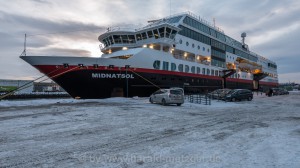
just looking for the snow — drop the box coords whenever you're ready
[0,94,300,167]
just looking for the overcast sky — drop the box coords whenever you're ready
[0,0,299,83]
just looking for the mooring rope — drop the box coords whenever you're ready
[0,66,79,100]
[127,68,161,89]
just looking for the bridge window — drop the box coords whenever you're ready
[170,30,177,39]
[147,30,153,38]
[113,35,122,43]
[121,35,129,43]
[128,35,135,43]
[165,27,171,38]
[103,38,109,47]
[109,36,114,45]
[158,27,165,38]
[141,32,147,40]
[153,29,159,39]
[136,34,142,41]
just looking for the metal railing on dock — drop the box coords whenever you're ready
[186,94,211,105]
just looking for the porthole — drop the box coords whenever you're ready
[202,47,205,51]
[179,39,182,44]
[185,65,189,73]
[171,63,176,71]
[192,44,195,48]
[178,64,183,72]
[153,60,160,70]
[198,45,200,50]
[186,42,189,46]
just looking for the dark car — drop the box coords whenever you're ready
[279,89,289,95]
[224,89,253,101]
[272,88,281,96]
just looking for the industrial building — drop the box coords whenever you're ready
[0,79,65,94]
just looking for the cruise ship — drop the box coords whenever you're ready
[21,12,278,99]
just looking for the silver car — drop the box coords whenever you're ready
[149,88,184,106]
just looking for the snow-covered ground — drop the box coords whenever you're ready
[0,94,300,168]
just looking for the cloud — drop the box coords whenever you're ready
[0,0,299,83]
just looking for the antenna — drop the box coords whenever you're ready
[213,18,216,27]
[241,32,246,45]
[24,34,27,56]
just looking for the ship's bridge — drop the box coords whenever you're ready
[98,22,181,54]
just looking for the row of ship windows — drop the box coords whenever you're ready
[153,60,222,76]
[153,60,246,79]
[102,27,177,47]
[149,76,222,85]
[227,55,236,60]
[183,16,243,49]
[136,27,177,41]
[178,25,258,62]
[179,39,210,52]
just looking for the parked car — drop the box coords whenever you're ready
[208,89,231,99]
[224,89,253,101]
[149,88,184,106]
[272,88,281,96]
[270,88,289,96]
[280,89,289,95]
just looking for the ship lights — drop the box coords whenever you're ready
[122,47,128,50]
[149,45,154,49]
[93,64,99,68]
[184,53,188,57]
[63,63,69,68]
[143,44,147,48]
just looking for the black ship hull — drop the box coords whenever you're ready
[37,65,277,99]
